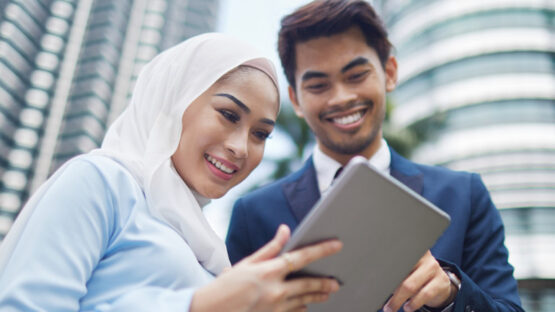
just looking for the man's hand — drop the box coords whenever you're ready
[383,250,457,312]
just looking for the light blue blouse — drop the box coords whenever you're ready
[0,155,214,311]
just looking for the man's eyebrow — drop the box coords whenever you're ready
[301,71,328,82]
[341,57,369,73]
[214,93,250,114]
[300,57,370,82]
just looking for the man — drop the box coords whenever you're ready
[226,1,524,311]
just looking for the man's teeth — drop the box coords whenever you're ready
[206,155,234,174]
[333,111,362,125]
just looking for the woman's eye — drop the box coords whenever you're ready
[253,130,271,141]
[219,109,239,123]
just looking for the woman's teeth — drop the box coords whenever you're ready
[333,111,363,125]
[205,155,235,174]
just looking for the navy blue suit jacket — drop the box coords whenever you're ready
[226,149,523,311]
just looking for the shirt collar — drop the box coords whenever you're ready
[313,139,391,194]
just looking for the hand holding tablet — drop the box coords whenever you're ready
[281,156,451,312]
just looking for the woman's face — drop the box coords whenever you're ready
[172,67,279,198]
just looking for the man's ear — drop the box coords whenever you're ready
[288,85,304,118]
[385,55,398,92]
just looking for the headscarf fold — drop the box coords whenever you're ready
[0,33,279,275]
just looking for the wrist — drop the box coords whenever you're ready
[424,267,461,312]
[439,268,461,308]
[190,286,211,312]
[443,268,461,303]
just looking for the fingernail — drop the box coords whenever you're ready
[383,305,392,312]
[403,302,414,312]
[330,281,339,292]
[331,240,342,249]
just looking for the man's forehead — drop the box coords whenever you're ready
[294,34,379,76]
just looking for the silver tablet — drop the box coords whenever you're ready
[281,156,451,312]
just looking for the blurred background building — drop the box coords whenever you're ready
[0,0,219,239]
[374,0,555,311]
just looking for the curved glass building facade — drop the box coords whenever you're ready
[0,0,220,240]
[376,0,555,310]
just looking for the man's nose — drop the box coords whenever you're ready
[328,84,357,106]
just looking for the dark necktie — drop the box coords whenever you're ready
[331,167,343,186]
[333,167,343,180]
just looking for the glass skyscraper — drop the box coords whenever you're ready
[0,0,220,240]
[375,0,555,311]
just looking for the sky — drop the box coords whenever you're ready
[216,0,309,93]
[202,0,312,238]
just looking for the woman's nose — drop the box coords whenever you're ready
[225,130,248,159]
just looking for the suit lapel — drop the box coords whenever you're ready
[282,157,321,223]
[282,149,424,223]
[389,148,424,195]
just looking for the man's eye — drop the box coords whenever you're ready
[306,83,328,92]
[219,109,239,123]
[253,130,271,141]
[348,70,369,82]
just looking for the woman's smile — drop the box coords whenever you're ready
[204,153,238,181]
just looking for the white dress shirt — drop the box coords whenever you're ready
[313,138,391,195]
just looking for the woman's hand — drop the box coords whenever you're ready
[190,224,342,312]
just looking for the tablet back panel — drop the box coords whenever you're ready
[282,159,450,312]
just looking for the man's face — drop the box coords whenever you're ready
[289,26,397,164]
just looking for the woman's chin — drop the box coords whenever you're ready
[197,185,230,199]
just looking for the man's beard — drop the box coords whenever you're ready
[316,99,383,155]
[318,125,379,155]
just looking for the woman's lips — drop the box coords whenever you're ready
[204,154,238,181]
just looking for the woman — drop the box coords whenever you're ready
[0,33,341,311]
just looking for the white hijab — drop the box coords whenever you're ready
[0,33,279,275]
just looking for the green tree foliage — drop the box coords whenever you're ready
[382,97,419,159]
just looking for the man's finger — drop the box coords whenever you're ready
[383,251,436,312]
[403,271,451,311]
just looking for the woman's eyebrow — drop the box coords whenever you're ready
[214,93,250,114]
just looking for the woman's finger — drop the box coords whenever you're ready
[240,224,290,264]
[281,292,330,311]
[284,277,340,298]
[281,239,342,275]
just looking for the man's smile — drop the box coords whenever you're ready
[320,101,372,130]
